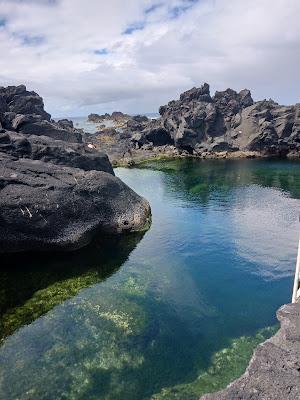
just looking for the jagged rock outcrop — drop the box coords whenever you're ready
[0,131,114,173]
[111,111,129,121]
[0,85,51,121]
[126,115,149,131]
[19,119,83,143]
[88,113,110,122]
[134,83,300,158]
[0,85,151,253]
[0,86,82,143]
[201,301,300,400]
[88,111,130,123]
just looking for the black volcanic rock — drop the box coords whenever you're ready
[57,119,74,130]
[0,153,150,253]
[0,131,114,174]
[0,93,7,115]
[144,126,173,146]
[87,112,129,123]
[19,120,82,143]
[133,83,300,158]
[239,88,254,108]
[213,88,253,117]
[179,83,212,103]
[126,115,149,132]
[0,85,151,253]
[0,85,51,121]
[88,113,106,122]
[111,111,129,120]
[201,301,300,400]
[132,115,149,123]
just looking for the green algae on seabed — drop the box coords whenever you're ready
[2,316,142,399]
[189,182,209,194]
[0,276,153,400]
[0,233,146,343]
[137,158,300,200]
[151,325,278,400]
[1,271,100,342]
[0,160,298,400]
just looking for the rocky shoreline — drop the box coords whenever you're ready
[201,300,300,400]
[83,83,300,400]
[84,83,300,166]
[0,83,299,399]
[0,85,151,253]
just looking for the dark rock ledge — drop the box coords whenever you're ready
[201,301,300,400]
[0,85,151,253]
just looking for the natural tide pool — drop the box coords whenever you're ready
[0,159,300,400]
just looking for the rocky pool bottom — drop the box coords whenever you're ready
[0,159,300,400]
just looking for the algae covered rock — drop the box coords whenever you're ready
[201,301,300,400]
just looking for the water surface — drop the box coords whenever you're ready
[0,159,299,400]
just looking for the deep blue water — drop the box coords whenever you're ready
[0,159,299,399]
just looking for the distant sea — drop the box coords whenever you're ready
[54,113,159,134]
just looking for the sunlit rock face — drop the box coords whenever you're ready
[0,85,151,253]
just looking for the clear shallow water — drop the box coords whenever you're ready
[54,117,113,133]
[0,159,300,400]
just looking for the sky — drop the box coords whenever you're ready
[0,0,299,117]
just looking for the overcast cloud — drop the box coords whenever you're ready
[0,0,299,117]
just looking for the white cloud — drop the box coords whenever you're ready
[0,0,299,117]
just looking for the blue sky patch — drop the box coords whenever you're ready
[94,48,108,55]
[169,0,198,19]
[20,34,45,46]
[0,17,6,27]
[122,21,145,35]
[145,3,162,14]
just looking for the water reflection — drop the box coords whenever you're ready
[140,158,300,202]
[137,159,300,279]
[231,185,299,279]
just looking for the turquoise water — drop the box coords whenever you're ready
[0,159,299,399]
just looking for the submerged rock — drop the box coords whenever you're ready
[201,301,300,400]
